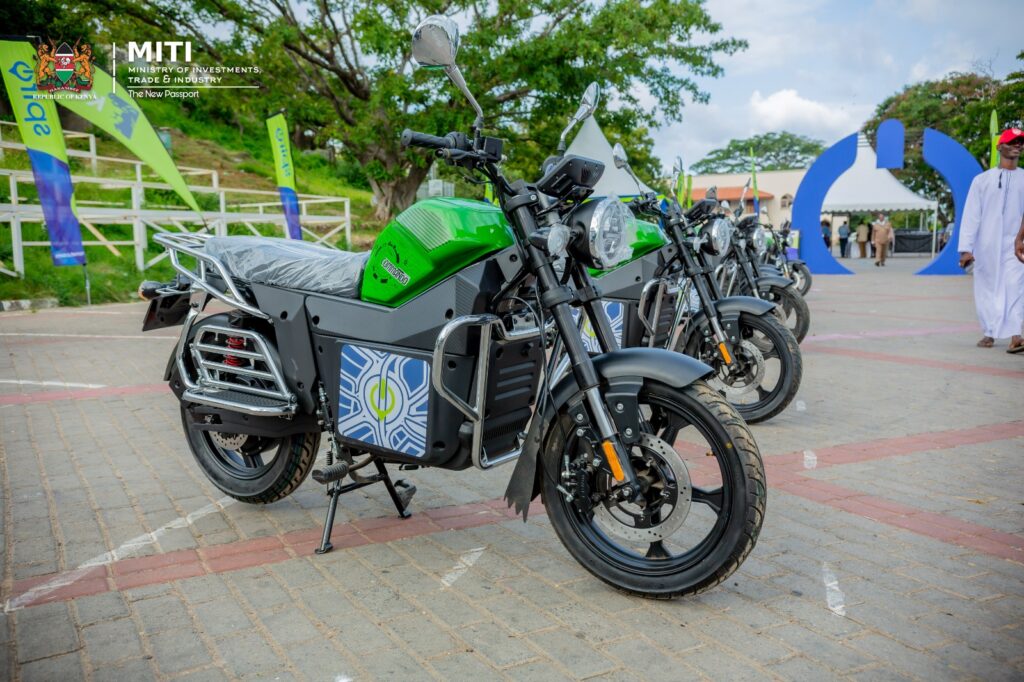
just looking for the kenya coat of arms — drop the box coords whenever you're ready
[35,39,94,92]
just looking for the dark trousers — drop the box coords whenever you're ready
[839,238,849,257]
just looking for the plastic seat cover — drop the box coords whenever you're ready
[205,236,369,298]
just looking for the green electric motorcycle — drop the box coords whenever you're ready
[139,16,765,598]
[560,147,802,424]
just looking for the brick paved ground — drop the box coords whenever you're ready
[0,255,1021,681]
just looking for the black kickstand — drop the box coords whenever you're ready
[314,460,417,555]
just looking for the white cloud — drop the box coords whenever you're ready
[748,89,870,141]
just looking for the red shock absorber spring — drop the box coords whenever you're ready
[223,336,246,367]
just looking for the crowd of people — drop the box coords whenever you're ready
[820,214,894,266]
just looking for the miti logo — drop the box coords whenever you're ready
[126,41,192,62]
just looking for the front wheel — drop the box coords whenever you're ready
[791,263,813,295]
[181,407,321,504]
[682,312,802,423]
[763,284,810,343]
[540,381,766,598]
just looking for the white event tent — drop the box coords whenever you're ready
[823,134,938,215]
[565,116,655,197]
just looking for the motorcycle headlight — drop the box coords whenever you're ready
[587,195,633,269]
[752,226,767,254]
[707,218,731,255]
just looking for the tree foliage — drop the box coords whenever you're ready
[78,0,743,220]
[691,132,824,174]
[863,69,1005,220]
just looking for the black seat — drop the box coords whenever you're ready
[205,236,369,298]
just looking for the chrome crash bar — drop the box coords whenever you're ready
[431,314,544,470]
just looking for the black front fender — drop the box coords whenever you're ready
[503,347,713,518]
[756,274,795,290]
[679,296,777,352]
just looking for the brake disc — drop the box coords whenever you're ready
[210,431,249,450]
[709,339,765,399]
[592,433,692,544]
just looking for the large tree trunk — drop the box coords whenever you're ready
[368,164,431,222]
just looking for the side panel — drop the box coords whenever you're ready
[337,344,430,458]
[308,248,518,353]
[361,198,515,307]
[314,334,475,467]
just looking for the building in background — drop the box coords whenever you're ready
[690,169,806,226]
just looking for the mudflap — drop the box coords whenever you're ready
[503,347,712,519]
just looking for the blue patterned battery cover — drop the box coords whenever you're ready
[337,344,430,457]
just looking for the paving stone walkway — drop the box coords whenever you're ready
[1,256,1021,681]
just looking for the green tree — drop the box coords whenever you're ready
[85,0,743,220]
[691,132,824,174]
[863,71,1001,220]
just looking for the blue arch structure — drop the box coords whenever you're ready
[793,133,857,274]
[916,128,984,276]
[876,119,905,169]
[793,121,982,275]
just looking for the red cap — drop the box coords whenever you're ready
[998,128,1024,144]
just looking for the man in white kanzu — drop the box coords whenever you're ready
[958,128,1024,353]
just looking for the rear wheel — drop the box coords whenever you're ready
[181,407,320,503]
[540,381,766,598]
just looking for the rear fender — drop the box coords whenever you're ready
[503,347,713,518]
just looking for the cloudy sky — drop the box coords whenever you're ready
[647,0,1022,172]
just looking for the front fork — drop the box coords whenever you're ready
[508,201,643,501]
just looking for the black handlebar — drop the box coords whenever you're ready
[401,129,454,150]
[401,129,475,154]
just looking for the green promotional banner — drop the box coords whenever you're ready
[0,40,85,265]
[750,146,760,216]
[989,109,999,170]
[266,113,301,239]
[54,61,201,213]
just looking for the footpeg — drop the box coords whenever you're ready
[312,462,350,485]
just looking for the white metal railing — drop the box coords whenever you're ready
[0,168,353,277]
[0,121,218,187]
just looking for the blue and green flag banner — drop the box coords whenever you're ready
[53,59,201,214]
[0,40,85,266]
[750,146,760,216]
[989,109,999,170]
[266,113,302,239]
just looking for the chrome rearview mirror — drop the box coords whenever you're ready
[557,81,601,153]
[611,141,644,193]
[612,142,628,169]
[412,16,484,127]
[412,15,459,68]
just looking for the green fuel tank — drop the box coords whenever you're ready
[360,197,515,307]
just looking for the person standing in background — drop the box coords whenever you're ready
[958,128,1024,353]
[821,219,832,252]
[855,219,869,258]
[872,214,893,266]
[838,220,851,258]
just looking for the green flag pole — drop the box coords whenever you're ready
[989,109,999,169]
